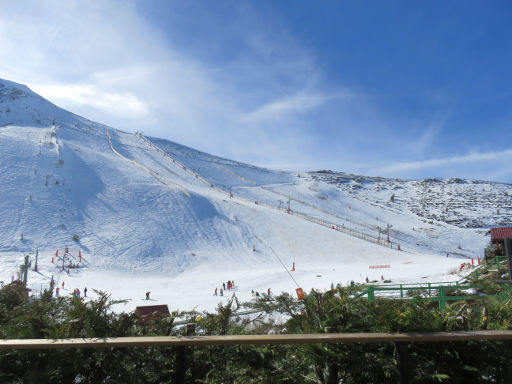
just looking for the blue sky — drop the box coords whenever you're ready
[1,1,511,181]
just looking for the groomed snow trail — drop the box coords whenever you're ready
[106,127,190,197]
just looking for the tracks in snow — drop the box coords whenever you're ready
[137,134,395,250]
[105,127,190,198]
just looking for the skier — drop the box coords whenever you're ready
[77,289,80,298]
[223,282,226,290]
[55,287,60,297]
[84,287,87,297]
[227,281,231,290]
[214,287,218,296]
[220,288,223,296]
[146,291,150,300]
[366,277,369,283]
[251,290,255,297]
[62,281,65,288]
[267,288,271,296]
[331,282,334,290]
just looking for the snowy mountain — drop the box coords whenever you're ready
[1,78,509,311]
[311,171,512,229]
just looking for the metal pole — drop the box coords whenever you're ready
[505,238,512,281]
[174,346,186,384]
[438,287,446,310]
[395,342,410,384]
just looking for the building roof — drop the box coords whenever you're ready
[490,227,512,241]
[135,304,170,320]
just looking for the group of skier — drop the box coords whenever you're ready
[55,286,87,298]
[213,280,236,296]
[251,288,271,297]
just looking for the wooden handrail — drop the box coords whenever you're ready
[2,331,512,350]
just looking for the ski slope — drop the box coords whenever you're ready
[0,78,506,312]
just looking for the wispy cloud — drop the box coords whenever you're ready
[375,148,512,180]
[238,92,329,123]
[1,1,510,182]
[412,112,450,155]
[0,0,331,165]
[34,83,149,119]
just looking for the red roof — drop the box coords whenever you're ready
[135,305,170,320]
[490,227,512,241]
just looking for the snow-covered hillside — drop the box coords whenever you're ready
[311,171,512,228]
[1,78,509,312]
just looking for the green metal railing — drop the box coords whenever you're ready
[354,284,495,310]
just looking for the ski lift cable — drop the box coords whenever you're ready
[269,246,300,289]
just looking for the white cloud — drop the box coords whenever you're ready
[2,1,507,182]
[33,83,149,119]
[0,0,330,164]
[238,92,329,123]
[412,112,449,155]
[377,148,512,175]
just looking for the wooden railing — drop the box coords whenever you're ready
[2,331,512,350]
[2,331,512,384]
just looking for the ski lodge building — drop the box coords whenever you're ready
[135,305,170,321]
[490,227,512,256]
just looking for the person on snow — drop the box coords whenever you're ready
[223,282,226,290]
[251,290,255,297]
[227,281,231,290]
[84,287,87,297]
[220,288,223,296]
[55,287,60,297]
[214,288,218,296]
[267,288,271,296]
[146,291,150,300]
[77,289,80,298]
